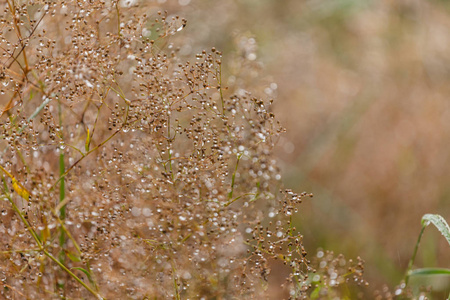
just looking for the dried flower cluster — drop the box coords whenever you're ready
[0,1,365,299]
[307,250,368,299]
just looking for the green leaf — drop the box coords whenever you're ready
[27,96,52,122]
[72,267,90,277]
[310,287,320,299]
[421,214,450,247]
[409,267,450,276]
[66,252,81,262]
[72,267,96,289]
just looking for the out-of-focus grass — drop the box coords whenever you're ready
[403,214,450,298]
[175,0,450,294]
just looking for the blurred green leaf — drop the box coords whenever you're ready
[310,287,320,299]
[72,267,97,289]
[409,268,450,276]
[66,252,81,262]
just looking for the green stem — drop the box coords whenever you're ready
[115,2,121,37]
[2,180,102,299]
[58,99,66,261]
[172,263,180,300]
[217,60,225,116]
[43,248,101,299]
[50,84,130,191]
[404,225,426,286]
[58,151,66,255]
[59,152,66,220]
[228,153,242,200]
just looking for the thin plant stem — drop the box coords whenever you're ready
[2,180,103,299]
[404,225,426,286]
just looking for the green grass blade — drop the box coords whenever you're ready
[27,96,52,122]
[59,152,66,220]
[71,267,98,292]
[421,214,450,247]
[66,252,81,262]
[409,267,450,276]
[405,214,450,286]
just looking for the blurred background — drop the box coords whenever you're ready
[155,0,450,295]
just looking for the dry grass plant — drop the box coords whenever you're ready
[0,1,366,299]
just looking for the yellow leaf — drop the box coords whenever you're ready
[85,127,90,152]
[0,164,30,201]
[41,215,51,243]
[12,178,30,201]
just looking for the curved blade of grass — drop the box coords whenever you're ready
[405,214,450,286]
[409,268,450,276]
[421,214,450,247]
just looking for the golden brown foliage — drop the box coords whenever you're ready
[0,1,369,299]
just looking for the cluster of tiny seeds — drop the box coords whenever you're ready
[306,250,368,299]
[375,282,436,300]
[0,1,367,299]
